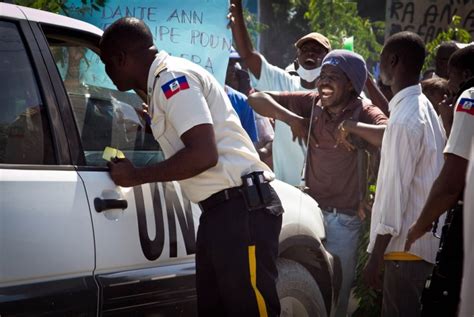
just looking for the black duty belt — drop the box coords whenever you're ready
[320,206,357,217]
[199,186,242,212]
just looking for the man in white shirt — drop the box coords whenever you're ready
[229,0,331,185]
[362,32,445,317]
[405,45,474,317]
[100,17,283,316]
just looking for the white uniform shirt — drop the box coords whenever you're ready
[147,51,271,203]
[249,54,307,186]
[446,88,474,317]
[459,139,474,317]
[368,85,445,263]
[445,88,474,159]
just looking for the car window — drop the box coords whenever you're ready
[0,21,55,165]
[47,40,163,167]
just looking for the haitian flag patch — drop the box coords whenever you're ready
[161,76,190,99]
[456,98,474,116]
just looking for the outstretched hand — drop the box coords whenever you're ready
[227,0,242,28]
[107,157,140,188]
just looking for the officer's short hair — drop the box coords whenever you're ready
[449,45,474,74]
[383,31,426,76]
[100,17,153,54]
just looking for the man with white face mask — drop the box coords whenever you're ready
[293,33,329,83]
[229,0,331,185]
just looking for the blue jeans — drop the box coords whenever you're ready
[322,210,362,317]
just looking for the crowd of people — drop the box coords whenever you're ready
[98,0,474,316]
[227,1,474,316]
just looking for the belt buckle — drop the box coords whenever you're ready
[224,190,230,200]
[332,207,337,215]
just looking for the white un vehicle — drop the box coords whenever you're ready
[0,3,340,316]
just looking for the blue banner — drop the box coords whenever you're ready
[64,0,232,86]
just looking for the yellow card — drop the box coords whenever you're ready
[102,146,125,162]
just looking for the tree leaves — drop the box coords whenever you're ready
[423,15,472,73]
[305,0,384,70]
[14,0,106,14]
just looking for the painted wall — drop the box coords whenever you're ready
[386,0,474,42]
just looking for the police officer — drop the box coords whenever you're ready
[100,17,283,317]
[405,45,474,316]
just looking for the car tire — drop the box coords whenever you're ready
[277,258,327,317]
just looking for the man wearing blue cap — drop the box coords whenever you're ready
[248,50,388,317]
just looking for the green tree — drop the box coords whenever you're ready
[243,7,268,47]
[423,15,472,73]
[305,0,384,69]
[258,0,312,68]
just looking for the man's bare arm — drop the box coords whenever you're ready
[341,120,386,147]
[363,234,392,290]
[405,153,467,250]
[248,92,301,124]
[108,124,218,187]
[248,92,308,142]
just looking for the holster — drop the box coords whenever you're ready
[240,172,284,216]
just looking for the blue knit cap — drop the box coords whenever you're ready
[321,49,367,95]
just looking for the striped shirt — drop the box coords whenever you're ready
[368,85,445,263]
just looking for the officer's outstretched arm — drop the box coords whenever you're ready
[107,124,218,187]
[133,124,218,184]
[229,0,262,78]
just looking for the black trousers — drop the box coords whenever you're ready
[382,260,433,317]
[196,188,282,317]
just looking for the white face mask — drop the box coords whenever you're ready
[296,65,321,83]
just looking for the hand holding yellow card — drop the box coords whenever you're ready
[102,146,125,162]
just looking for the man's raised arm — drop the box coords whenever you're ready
[229,0,263,78]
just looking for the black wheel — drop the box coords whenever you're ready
[277,258,327,317]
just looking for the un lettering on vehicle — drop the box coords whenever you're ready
[134,181,197,261]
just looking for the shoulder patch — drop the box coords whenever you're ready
[456,98,474,116]
[161,75,190,99]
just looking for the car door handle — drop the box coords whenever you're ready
[94,198,128,213]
